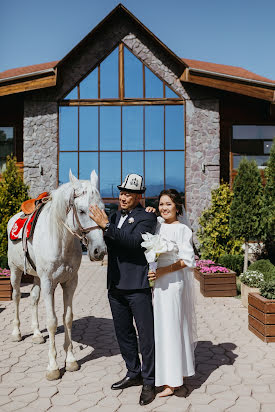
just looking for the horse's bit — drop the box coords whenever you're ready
[63,189,101,247]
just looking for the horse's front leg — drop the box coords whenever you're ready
[61,274,79,372]
[41,277,60,380]
[10,266,23,341]
[31,276,45,344]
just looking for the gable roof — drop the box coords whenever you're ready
[0,61,58,82]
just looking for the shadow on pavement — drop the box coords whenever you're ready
[174,340,238,398]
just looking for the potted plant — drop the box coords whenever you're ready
[248,281,275,342]
[195,260,236,297]
[0,265,12,301]
[239,270,264,308]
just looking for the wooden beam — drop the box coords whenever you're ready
[180,71,275,101]
[60,98,184,106]
[0,75,56,97]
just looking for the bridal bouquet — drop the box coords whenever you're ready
[141,233,177,287]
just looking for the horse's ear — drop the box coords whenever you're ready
[69,169,82,190]
[90,170,98,189]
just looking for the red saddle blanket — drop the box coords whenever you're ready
[10,210,39,241]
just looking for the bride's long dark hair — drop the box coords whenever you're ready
[158,189,183,215]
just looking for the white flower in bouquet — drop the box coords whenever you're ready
[141,233,178,287]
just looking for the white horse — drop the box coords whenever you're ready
[7,170,106,380]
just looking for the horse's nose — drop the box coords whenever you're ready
[94,248,106,261]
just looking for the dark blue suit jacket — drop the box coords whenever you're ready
[104,204,157,290]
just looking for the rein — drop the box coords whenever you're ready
[63,189,101,246]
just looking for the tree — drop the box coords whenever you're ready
[229,158,265,272]
[0,156,29,257]
[197,182,243,261]
[263,138,275,263]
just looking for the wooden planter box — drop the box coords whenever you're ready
[241,282,260,308]
[194,268,202,281]
[198,270,237,297]
[248,293,275,342]
[0,276,12,301]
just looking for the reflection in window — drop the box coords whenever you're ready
[145,106,164,149]
[233,155,269,168]
[145,151,164,197]
[145,66,163,98]
[65,87,78,99]
[79,107,98,150]
[100,152,121,198]
[59,107,78,150]
[165,85,179,98]
[165,106,185,149]
[233,125,275,139]
[100,107,121,150]
[100,48,119,98]
[59,152,78,185]
[122,106,143,150]
[122,151,143,178]
[166,151,185,192]
[124,47,143,98]
[0,127,14,173]
[80,68,98,99]
[79,152,98,180]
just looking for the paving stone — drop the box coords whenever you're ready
[38,386,58,398]
[226,396,260,412]
[51,394,79,406]
[206,384,228,395]
[252,392,275,403]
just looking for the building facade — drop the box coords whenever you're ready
[0,5,275,233]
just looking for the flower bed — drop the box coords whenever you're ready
[195,260,236,297]
[0,267,12,301]
[239,270,264,308]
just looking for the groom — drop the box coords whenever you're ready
[89,174,157,406]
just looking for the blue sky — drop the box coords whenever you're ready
[1,0,275,80]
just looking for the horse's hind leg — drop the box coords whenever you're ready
[31,277,44,344]
[10,266,23,341]
[61,274,79,372]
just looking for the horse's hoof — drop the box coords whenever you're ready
[32,335,45,344]
[66,361,79,372]
[11,334,22,342]
[46,369,61,381]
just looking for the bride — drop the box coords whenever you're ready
[148,189,197,397]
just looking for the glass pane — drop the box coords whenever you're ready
[264,141,272,154]
[100,152,121,198]
[65,87,78,99]
[79,107,98,150]
[165,105,185,149]
[145,151,164,197]
[100,106,121,150]
[100,48,118,98]
[165,85,179,98]
[165,151,185,193]
[80,67,98,99]
[145,106,164,149]
[122,106,143,150]
[0,127,14,173]
[233,155,269,168]
[124,47,143,98]
[233,125,275,140]
[122,152,143,178]
[145,66,163,98]
[105,202,119,216]
[59,107,78,150]
[59,152,78,185]
[79,152,98,180]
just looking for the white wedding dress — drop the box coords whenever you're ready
[154,218,197,387]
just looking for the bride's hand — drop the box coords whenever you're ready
[145,206,156,213]
[148,269,157,281]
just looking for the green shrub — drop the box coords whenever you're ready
[263,138,275,263]
[0,156,29,256]
[260,280,275,300]
[0,255,9,269]
[218,254,244,276]
[239,270,264,287]
[248,259,275,282]
[197,183,243,261]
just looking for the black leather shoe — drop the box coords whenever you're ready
[111,375,143,390]
[139,384,155,406]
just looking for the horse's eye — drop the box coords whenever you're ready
[79,209,85,214]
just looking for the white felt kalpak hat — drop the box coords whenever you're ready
[117,174,146,194]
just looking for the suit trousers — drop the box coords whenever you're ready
[108,287,155,385]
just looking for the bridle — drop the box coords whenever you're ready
[63,189,102,247]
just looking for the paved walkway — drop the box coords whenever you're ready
[1,256,275,412]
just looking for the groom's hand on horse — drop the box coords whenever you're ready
[145,206,156,213]
[89,205,109,229]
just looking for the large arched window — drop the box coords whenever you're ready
[59,44,185,207]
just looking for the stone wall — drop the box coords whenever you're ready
[23,101,58,197]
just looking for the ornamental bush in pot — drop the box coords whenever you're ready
[239,270,264,308]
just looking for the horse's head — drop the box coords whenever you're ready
[68,170,107,261]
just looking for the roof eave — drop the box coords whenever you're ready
[0,68,56,84]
